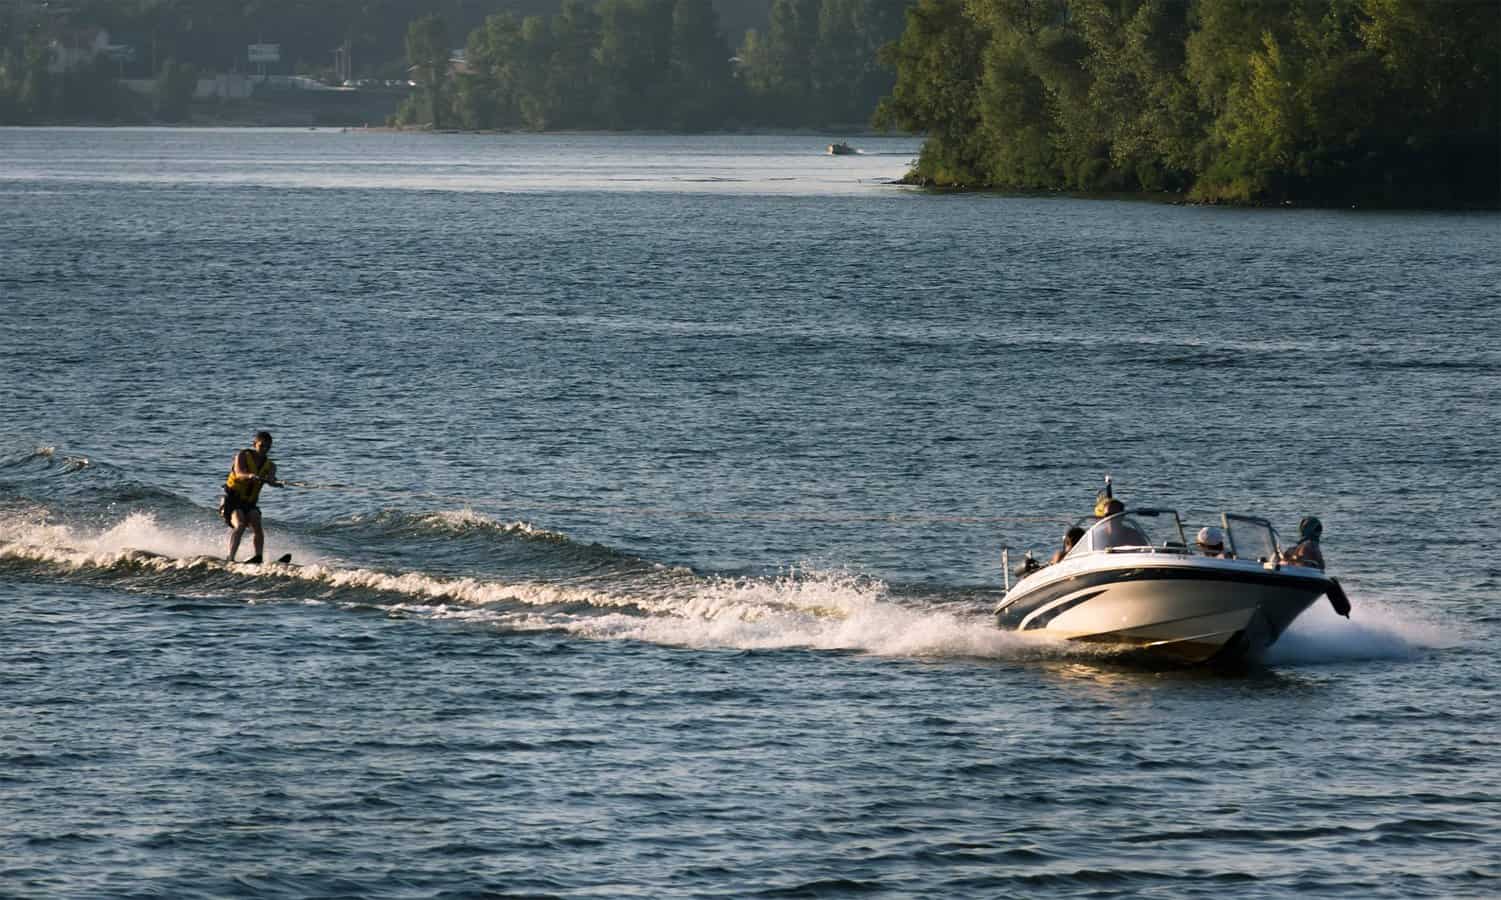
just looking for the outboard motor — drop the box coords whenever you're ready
[1326,578,1352,618]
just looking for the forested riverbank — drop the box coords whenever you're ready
[875,0,1500,207]
[0,1,906,132]
[4,0,1495,207]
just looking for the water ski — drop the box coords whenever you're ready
[125,549,228,566]
[243,553,294,565]
[126,549,291,566]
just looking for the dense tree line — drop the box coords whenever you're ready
[400,0,907,130]
[0,0,897,128]
[0,35,151,124]
[875,0,1500,206]
[0,0,501,123]
[1,1,560,80]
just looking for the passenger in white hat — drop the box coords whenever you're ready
[1196,526,1231,559]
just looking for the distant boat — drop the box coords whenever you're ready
[826,141,857,156]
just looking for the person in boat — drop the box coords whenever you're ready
[1050,525,1087,564]
[1195,526,1231,558]
[1281,516,1325,569]
[221,431,283,563]
[1093,497,1152,549]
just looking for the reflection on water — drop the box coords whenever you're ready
[0,129,923,195]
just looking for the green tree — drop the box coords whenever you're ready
[734,27,774,117]
[765,0,820,120]
[873,0,991,185]
[1358,0,1501,204]
[669,0,733,130]
[0,50,22,124]
[154,57,198,122]
[17,30,52,121]
[1070,0,1197,190]
[960,1,1073,186]
[1194,0,1382,203]
[595,0,674,128]
[516,15,556,129]
[457,12,522,128]
[550,0,601,128]
[405,13,451,128]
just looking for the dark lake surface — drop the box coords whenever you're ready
[2,127,1499,898]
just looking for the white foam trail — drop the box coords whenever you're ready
[0,510,1134,662]
[563,568,1061,659]
[293,562,625,609]
[0,509,311,568]
[1265,593,1455,664]
[0,509,620,607]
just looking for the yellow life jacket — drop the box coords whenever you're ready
[225,450,274,503]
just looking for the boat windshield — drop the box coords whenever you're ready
[1224,514,1281,562]
[1069,513,1157,555]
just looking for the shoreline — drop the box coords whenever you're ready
[893,175,1501,212]
[5,124,1490,210]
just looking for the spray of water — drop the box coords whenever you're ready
[0,509,302,567]
[1265,594,1453,664]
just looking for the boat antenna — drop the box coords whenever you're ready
[1104,474,1113,499]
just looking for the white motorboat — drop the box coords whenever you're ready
[996,506,1350,665]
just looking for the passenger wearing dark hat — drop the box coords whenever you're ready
[1050,526,1087,564]
[1281,516,1325,569]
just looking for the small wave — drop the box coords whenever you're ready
[330,507,573,543]
[0,445,56,470]
[411,508,570,542]
[0,445,90,473]
[1349,356,1499,373]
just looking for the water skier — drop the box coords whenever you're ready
[221,430,283,563]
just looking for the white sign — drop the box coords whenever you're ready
[248,43,280,64]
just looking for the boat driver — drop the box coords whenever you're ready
[1093,498,1152,549]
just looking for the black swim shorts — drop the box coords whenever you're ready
[218,487,257,526]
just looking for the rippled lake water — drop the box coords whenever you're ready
[2,128,1499,898]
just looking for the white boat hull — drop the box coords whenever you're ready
[997,555,1333,664]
